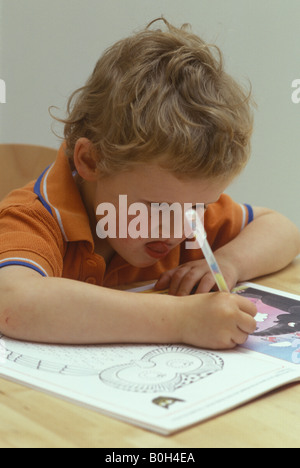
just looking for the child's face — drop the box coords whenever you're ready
[93,163,230,268]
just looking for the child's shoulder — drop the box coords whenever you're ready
[0,181,48,216]
[0,182,64,242]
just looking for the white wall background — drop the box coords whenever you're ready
[0,0,299,228]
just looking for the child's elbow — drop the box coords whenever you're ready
[0,300,21,339]
[0,267,41,339]
[0,285,28,339]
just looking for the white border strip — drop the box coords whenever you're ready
[42,164,69,242]
[240,204,247,231]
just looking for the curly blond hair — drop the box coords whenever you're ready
[51,18,254,180]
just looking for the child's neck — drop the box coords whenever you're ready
[94,237,115,264]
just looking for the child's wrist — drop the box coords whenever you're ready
[170,294,207,346]
[214,248,243,285]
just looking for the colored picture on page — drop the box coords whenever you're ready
[235,286,300,364]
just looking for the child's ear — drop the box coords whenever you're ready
[73,138,99,182]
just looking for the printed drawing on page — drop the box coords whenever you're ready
[236,285,300,364]
[0,337,225,393]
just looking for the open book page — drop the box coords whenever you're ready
[0,283,300,434]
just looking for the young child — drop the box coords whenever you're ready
[0,18,299,350]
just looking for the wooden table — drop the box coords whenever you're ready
[1,259,300,448]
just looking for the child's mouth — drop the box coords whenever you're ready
[145,241,170,259]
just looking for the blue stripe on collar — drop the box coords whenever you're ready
[33,166,53,216]
[244,204,254,224]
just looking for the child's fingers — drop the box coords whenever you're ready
[170,268,198,295]
[156,260,218,296]
[234,296,258,336]
[194,272,218,294]
[237,295,258,318]
[232,328,250,345]
[167,266,191,295]
[237,310,257,335]
[169,264,211,296]
[155,269,175,290]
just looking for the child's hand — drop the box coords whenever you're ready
[177,292,257,349]
[155,258,238,295]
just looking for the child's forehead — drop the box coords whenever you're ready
[111,163,201,188]
[108,163,229,204]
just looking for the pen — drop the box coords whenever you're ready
[185,208,230,292]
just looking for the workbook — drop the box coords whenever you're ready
[1,282,300,435]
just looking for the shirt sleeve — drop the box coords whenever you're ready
[181,194,253,262]
[0,199,64,277]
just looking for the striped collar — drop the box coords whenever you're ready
[34,143,94,246]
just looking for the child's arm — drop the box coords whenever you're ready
[156,207,300,295]
[0,265,257,349]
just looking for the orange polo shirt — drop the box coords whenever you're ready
[0,144,253,287]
